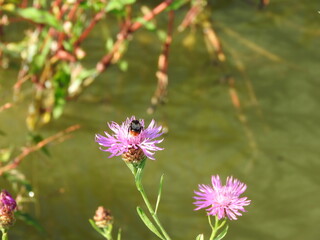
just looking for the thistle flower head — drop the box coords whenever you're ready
[93,206,113,228]
[95,116,164,162]
[193,175,251,220]
[0,190,17,229]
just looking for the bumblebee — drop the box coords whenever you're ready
[128,120,143,136]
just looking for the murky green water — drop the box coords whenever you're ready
[1,1,320,239]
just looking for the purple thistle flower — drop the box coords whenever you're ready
[95,116,164,161]
[0,190,16,212]
[193,175,251,220]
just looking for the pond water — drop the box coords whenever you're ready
[1,1,320,239]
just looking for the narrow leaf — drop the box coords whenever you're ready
[136,206,164,240]
[196,233,204,240]
[15,211,45,233]
[117,228,121,240]
[214,225,229,240]
[117,228,122,240]
[155,174,164,214]
[89,219,105,236]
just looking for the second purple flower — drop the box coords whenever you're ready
[95,116,164,162]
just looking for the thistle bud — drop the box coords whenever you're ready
[93,206,113,228]
[0,190,17,229]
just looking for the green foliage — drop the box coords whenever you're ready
[52,64,71,119]
[155,174,164,214]
[136,206,164,240]
[15,211,46,234]
[0,147,12,163]
[118,60,128,72]
[105,0,136,12]
[167,0,189,10]
[15,8,62,30]
[214,225,229,240]
[196,234,204,240]
[135,17,156,31]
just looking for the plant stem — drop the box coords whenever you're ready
[208,215,218,240]
[1,229,8,240]
[136,179,171,240]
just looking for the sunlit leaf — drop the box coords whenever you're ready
[118,60,128,72]
[136,206,164,240]
[214,225,229,240]
[117,228,122,240]
[15,8,62,30]
[135,17,156,31]
[106,38,114,51]
[89,219,104,236]
[196,234,204,240]
[0,147,13,163]
[106,0,135,12]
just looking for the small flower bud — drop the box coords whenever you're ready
[93,206,113,228]
[0,190,17,229]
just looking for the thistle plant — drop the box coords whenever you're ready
[94,116,251,240]
[193,176,251,240]
[95,116,170,240]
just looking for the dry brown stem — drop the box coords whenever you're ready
[0,124,81,175]
[148,10,174,114]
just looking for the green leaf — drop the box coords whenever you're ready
[52,65,71,119]
[15,211,46,233]
[106,38,114,51]
[214,225,229,240]
[15,8,62,30]
[106,0,135,12]
[155,174,164,214]
[117,228,122,240]
[89,219,105,236]
[196,234,204,240]
[157,30,167,42]
[118,60,128,72]
[167,0,189,11]
[136,206,164,240]
[135,17,156,31]
[0,147,12,163]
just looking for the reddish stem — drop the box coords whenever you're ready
[73,10,105,49]
[0,124,81,175]
[96,0,173,73]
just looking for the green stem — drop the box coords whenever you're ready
[208,216,227,240]
[208,216,218,240]
[1,229,8,240]
[136,179,171,240]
